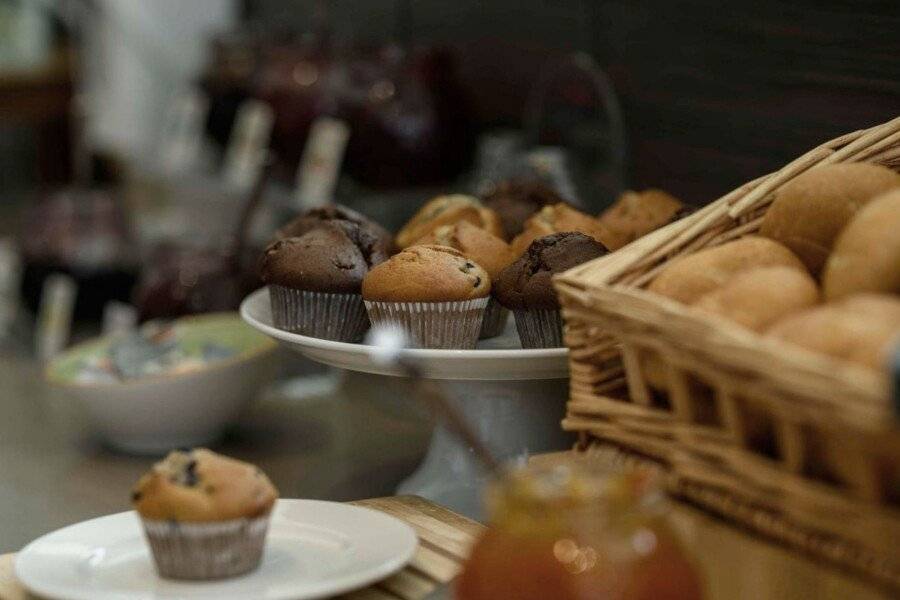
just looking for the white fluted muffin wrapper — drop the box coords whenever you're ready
[478,297,509,340]
[269,285,369,342]
[141,513,271,580]
[513,308,564,348]
[364,297,489,349]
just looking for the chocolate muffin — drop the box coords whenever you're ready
[275,204,394,261]
[260,221,384,341]
[362,245,491,349]
[132,448,278,580]
[481,180,566,239]
[495,232,608,347]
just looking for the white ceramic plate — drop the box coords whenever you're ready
[240,288,569,380]
[16,499,417,600]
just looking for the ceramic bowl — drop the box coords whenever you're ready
[46,313,278,454]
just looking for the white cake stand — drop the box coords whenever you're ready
[241,288,571,519]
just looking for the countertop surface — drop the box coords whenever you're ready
[0,347,431,553]
[0,344,894,599]
[1,495,479,600]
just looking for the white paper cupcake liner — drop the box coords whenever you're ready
[479,297,509,339]
[269,285,369,342]
[513,308,564,348]
[364,297,489,349]
[141,514,270,580]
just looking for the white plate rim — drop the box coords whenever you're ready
[15,499,419,600]
[240,287,569,361]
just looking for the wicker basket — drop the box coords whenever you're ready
[555,116,900,588]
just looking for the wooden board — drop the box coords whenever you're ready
[0,495,480,600]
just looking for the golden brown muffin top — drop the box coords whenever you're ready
[362,244,491,302]
[132,449,278,522]
[395,195,504,248]
[598,189,688,250]
[413,221,515,279]
[510,203,613,256]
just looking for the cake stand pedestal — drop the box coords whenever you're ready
[241,288,571,519]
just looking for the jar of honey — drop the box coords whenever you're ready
[455,460,703,600]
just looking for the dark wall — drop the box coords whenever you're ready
[247,0,900,203]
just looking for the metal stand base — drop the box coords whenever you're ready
[396,378,571,520]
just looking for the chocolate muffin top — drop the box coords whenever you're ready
[362,245,491,302]
[494,232,608,310]
[132,448,278,522]
[260,221,384,293]
[481,181,566,239]
[275,204,394,261]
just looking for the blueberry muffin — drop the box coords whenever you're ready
[362,245,491,349]
[395,194,505,248]
[260,220,387,341]
[494,232,608,348]
[132,449,279,580]
[414,221,515,338]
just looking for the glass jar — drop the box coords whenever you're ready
[455,461,703,600]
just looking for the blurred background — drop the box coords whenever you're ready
[0,0,898,551]
[2,0,899,333]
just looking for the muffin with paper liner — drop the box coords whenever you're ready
[495,232,608,348]
[362,244,491,349]
[413,221,515,339]
[260,216,390,341]
[132,448,278,580]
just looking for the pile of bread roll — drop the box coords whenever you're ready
[646,163,900,373]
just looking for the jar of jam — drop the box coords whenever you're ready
[456,460,703,600]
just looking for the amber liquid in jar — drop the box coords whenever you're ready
[455,461,703,600]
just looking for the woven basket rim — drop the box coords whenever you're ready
[554,115,900,403]
[556,114,900,292]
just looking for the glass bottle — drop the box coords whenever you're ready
[455,461,703,600]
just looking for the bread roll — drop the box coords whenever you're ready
[647,236,807,304]
[766,294,900,371]
[822,188,900,300]
[693,266,819,332]
[598,189,687,251]
[759,163,900,276]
